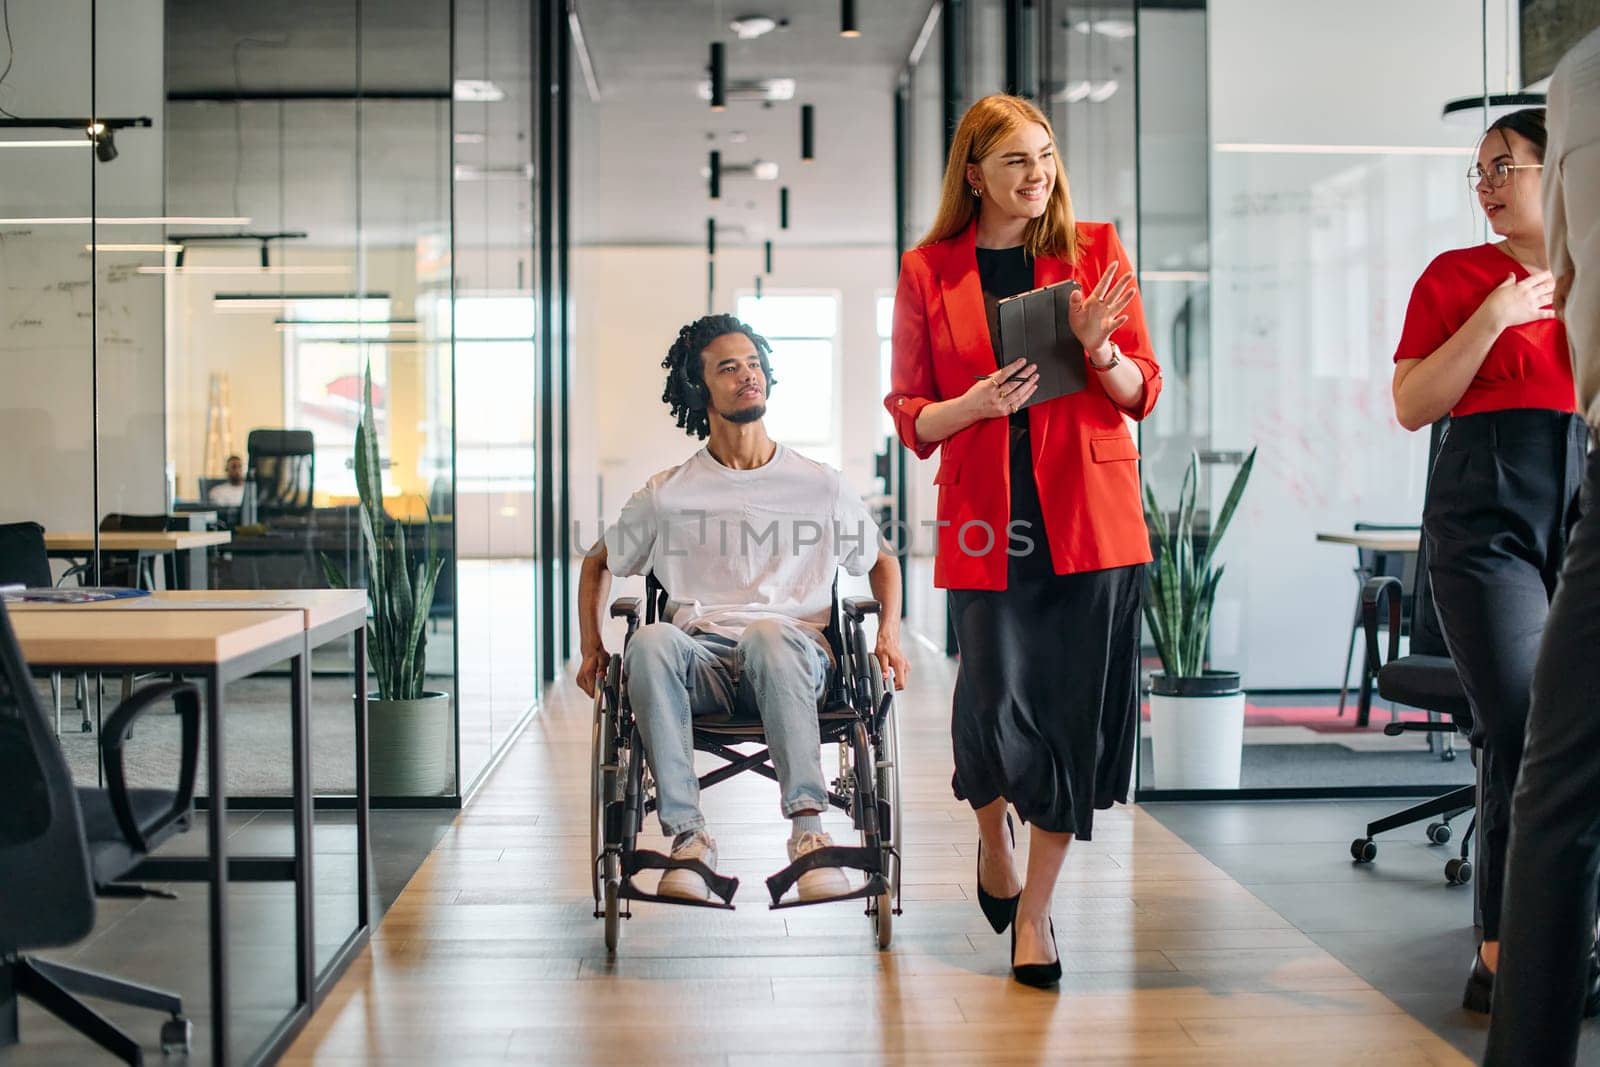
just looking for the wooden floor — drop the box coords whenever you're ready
[284,635,1468,1066]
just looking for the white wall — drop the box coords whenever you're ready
[1205,0,1515,688]
[570,243,901,556]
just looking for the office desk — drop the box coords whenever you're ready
[1315,530,1422,553]
[1316,529,1423,726]
[43,531,233,553]
[11,590,372,1001]
[14,609,324,1067]
[44,530,234,591]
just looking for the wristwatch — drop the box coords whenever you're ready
[1088,342,1122,372]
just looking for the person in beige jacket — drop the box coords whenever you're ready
[1486,24,1600,1067]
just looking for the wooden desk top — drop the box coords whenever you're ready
[6,589,366,633]
[12,609,302,667]
[44,530,233,552]
[1316,530,1421,553]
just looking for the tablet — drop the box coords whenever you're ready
[995,279,1087,408]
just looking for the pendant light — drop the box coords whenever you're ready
[709,43,726,111]
[841,0,859,38]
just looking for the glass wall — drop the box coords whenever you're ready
[1135,0,1514,794]
[0,0,561,1051]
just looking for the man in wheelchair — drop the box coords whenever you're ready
[577,313,910,906]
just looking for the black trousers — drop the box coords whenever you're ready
[1423,409,1588,942]
[1485,435,1600,1067]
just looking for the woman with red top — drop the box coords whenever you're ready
[885,94,1161,988]
[1391,108,1591,1014]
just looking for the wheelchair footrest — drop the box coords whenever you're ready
[623,849,740,907]
[764,845,885,906]
[767,875,888,911]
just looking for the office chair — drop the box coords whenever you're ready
[0,602,195,1064]
[247,429,315,519]
[0,522,90,736]
[1336,520,1421,728]
[1349,419,1477,885]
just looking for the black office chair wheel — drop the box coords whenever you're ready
[1446,858,1473,886]
[80,718,92,733]
[1351,838,1377,863]
[1426,822,1452,845]
[160,1015,192,1054]
[1440,747,1457,763]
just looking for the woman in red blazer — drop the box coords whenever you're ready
[885,94,1161,987]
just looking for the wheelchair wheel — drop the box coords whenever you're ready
[590,659,620,908]
[874,694,901,950]
[604,879,621,953]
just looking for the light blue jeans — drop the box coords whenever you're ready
[623,618,831,836]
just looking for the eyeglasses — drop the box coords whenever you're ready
[1467,161,1543,189]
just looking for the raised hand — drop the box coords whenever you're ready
[1068,266,1136,355]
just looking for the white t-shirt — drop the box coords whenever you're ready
[208,481,245,506]
[603,444,880,646]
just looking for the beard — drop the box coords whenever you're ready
[720,402,766,425]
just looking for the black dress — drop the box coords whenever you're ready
[947,245,1143,839]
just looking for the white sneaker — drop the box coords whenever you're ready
[658,830,718,902]
[788,830,851,902]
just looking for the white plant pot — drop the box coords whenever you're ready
[368,692,453,797]
[1148,675,1246,790]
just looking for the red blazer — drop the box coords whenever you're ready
[886,221,1161,590]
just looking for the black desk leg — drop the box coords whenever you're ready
[355,629,370,929]
[204,668,230,1066]
[290,651,314,1009]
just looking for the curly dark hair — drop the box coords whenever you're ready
[659,314,777,440]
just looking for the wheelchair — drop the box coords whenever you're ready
[590,573,901,953]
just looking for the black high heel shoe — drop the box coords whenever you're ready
[977,813,1020,935]
[1462,943,1600,1016]
[1011,917,1062,988]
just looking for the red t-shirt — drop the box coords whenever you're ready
[1392,243,1576,417]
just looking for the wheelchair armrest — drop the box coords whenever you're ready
[610,596,640,621]
[1361,575,1403,674]
[101,681,201,854]
[842,597,880,622]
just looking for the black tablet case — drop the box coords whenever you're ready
[995,279,1087,409]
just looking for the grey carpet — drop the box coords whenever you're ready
[1140,738,1476,790]
[43,675,475,796]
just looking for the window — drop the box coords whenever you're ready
[735,292,840,467]
[282,298,394,498]
[444,295,537,493]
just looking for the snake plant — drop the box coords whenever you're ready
[321,366,444,701]
[1142,447,1257,679]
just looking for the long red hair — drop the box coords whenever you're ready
[918,94,1077,263]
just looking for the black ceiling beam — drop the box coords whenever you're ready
[165,90,450,102]
[0,117,151,129]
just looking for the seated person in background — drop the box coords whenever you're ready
[577,313,910,903]
[207,454,247,507]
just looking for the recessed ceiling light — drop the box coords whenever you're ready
[729,14,777,39]
[453,79,505,102]
[454,131,486,144]
[1092,20,1135,39]
[1088,80,1119,103]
